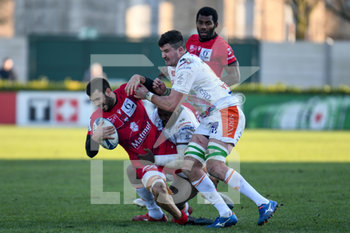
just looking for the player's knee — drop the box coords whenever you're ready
[206,159,227,180]
[182,156,203,176]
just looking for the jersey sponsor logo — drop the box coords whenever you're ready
[121,98,136,117]
[130,122,139,132]
[106,114,124,129]
[227,55,235,61]
[194,86,211,100]
[199,48,212,61]
[227,47,233,56]
[178,58,192,67]
[189,45,197,53]
[176,73,185,86]
[131,121,151,149]
[209,122,219,134]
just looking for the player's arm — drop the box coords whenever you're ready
[135,84,185,112]
[85,120,115,158]
[85,134,99,158]
[137,148,185,169]
[222,60,240,86]
[125,74,167,96]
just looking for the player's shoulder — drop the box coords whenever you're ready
[177,53,201,70]
[116,83,127,94]
[212,35,231,48]
[187,34,199,43]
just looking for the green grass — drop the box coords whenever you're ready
[1,160,350,232]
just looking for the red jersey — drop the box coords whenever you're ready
[186,34,237,78]
[88,84,177,174]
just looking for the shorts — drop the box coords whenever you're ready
[194,105,245,146]
[140,164,166,189]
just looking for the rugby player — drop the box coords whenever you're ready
[85,78,188,224]
[132,30,278,228]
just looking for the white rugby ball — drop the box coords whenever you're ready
[93,118,119,150]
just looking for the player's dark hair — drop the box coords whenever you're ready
[86,77,111,96]
[196,7,218,24]
[158,30,184,49]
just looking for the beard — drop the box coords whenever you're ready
[103,95,115,112]
[198,27,216,41]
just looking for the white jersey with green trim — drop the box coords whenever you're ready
[172,52,236,107]
[150,106,199,145]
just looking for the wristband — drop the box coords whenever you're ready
[163,88,171,96]
[145,92,154,101]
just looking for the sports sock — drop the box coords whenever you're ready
[225,168,269,206]
[136,187,164,219]
[192,175,232,217]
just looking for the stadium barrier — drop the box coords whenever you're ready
[1,91,349,130]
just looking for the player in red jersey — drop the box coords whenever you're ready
[186,6,240,86]
[85,78,188,224]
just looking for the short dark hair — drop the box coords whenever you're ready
[86,78,111,96]
[158,30,184,49]
[196,7,218,24]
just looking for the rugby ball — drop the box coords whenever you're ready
[93,118,119,150]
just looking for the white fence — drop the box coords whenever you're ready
[260,41,350,87]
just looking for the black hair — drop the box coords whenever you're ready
[85,77,111,96]
[158,30,184,49]
[196,7,218,24]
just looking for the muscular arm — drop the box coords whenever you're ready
[150,89,185,112]
[222,61,240,86]
[85,134,99,158]
[125,74,167,96]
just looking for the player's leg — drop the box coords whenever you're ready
[182,136,234,223]
[141,166,188,224]
[169,173,197,215]
[126,165,166,221]
[206,140,270,206]
[126,164,146,208]
[205,105,278,225]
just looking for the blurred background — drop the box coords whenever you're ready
[0,0,350,130]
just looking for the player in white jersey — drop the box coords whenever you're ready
[130,30,278,228]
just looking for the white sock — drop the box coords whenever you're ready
[136,187,164,219]
[182,202,190,216]
[225,168,269,206]
[192,175,232,217]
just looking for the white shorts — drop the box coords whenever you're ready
[194,105,245,146]
[141,165,166,189]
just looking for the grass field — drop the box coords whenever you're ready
[1,127,350,232]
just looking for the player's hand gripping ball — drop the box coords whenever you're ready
[93,118,119,150]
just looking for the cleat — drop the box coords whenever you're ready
[172,205,193,223]
[257,200,278,225]
[181,203,193,216]
[132,213,167,222]
[187,206,193,216]
[207,212,238,228]
[133,198,146,208]
[187,216,214,225]
[172,210,189,225]
[219,192,234,209]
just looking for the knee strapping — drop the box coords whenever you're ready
[207,142,228,161]
[184,142,206,163]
